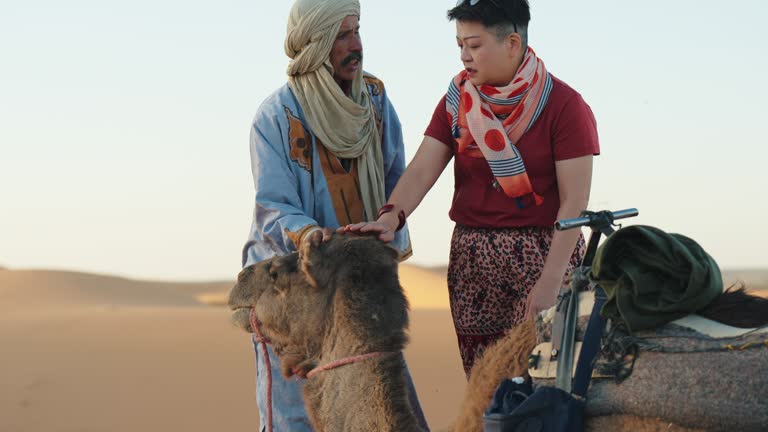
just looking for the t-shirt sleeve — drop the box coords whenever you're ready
[424,95,455,148]
[552,94,601,161]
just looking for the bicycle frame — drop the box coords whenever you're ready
[550,208,639,392]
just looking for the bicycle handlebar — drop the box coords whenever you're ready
[555,208,639,231]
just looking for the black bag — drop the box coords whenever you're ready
[482,287,607,432]
[484,380,584,432]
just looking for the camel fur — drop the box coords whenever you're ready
[228,232,424,432]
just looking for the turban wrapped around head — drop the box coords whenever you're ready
[282,0,386,223]
[285,0,361,76]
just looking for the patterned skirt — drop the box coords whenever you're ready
[447,224,586,376]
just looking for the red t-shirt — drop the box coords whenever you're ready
[425,75,600,228]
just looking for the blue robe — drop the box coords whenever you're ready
[242,73,427,431]
[243,74,411,266]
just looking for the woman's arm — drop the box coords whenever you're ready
[525,154,593,319]
[343,136,453,241]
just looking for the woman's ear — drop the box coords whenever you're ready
[507,32,523,57]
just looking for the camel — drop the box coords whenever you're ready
[454,289,768,432]
[228,230,768,431]
[228,232,425,432]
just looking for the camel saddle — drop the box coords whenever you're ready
[528,291,768,432]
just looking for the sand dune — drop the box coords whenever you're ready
[0,266,464,432]
[3,266,760,314]
[0,269,231,310]
[1,265,765,432]
[197,263,450,310]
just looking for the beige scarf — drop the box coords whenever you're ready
[285,0,384,221]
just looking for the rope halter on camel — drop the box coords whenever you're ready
[249,308,399,432]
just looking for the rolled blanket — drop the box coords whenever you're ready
[590,225,722,332]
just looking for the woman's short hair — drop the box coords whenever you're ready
[448,0,530,45]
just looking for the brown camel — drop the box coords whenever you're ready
[228,232,425,432]
[454,289,768,432]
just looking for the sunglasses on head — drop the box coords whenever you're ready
[456,0,503,7]
[454,0,518,33]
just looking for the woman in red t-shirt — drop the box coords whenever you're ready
[343,0,600,376]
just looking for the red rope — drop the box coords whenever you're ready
[249,308,398,431]
[250,308,273,432]
[306,351,397,379]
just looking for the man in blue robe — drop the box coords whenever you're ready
[241,0,427,430]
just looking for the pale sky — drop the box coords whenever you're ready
[2,0,767,281]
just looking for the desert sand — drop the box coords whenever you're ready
[0,265,464,432]
[1,266,765,432]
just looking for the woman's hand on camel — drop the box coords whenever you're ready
[524,277,561,321]
[339,213,399,243]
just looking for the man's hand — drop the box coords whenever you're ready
[303,227,336,247]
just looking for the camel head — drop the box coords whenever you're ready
[228,231,409,378]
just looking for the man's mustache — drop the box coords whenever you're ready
[341,51,363,66]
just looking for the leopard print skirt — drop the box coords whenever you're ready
[447,224,586,376]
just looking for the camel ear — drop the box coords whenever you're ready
[299,229,323,262]
[299,237,321,289]
[300,260,320,289]
[299,229,339,290]
[303,229,323,249]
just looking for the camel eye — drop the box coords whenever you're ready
[269,270,278,282]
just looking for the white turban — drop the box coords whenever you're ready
[284,0,385,223]
[285,0,360,77]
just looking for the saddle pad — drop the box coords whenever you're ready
[530,291,768,431]
[532,347,768,431]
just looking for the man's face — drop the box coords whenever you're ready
[330,15,363,85]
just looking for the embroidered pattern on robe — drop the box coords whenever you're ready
[285,106,313,172]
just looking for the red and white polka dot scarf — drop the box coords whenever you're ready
[446,47,552,208]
